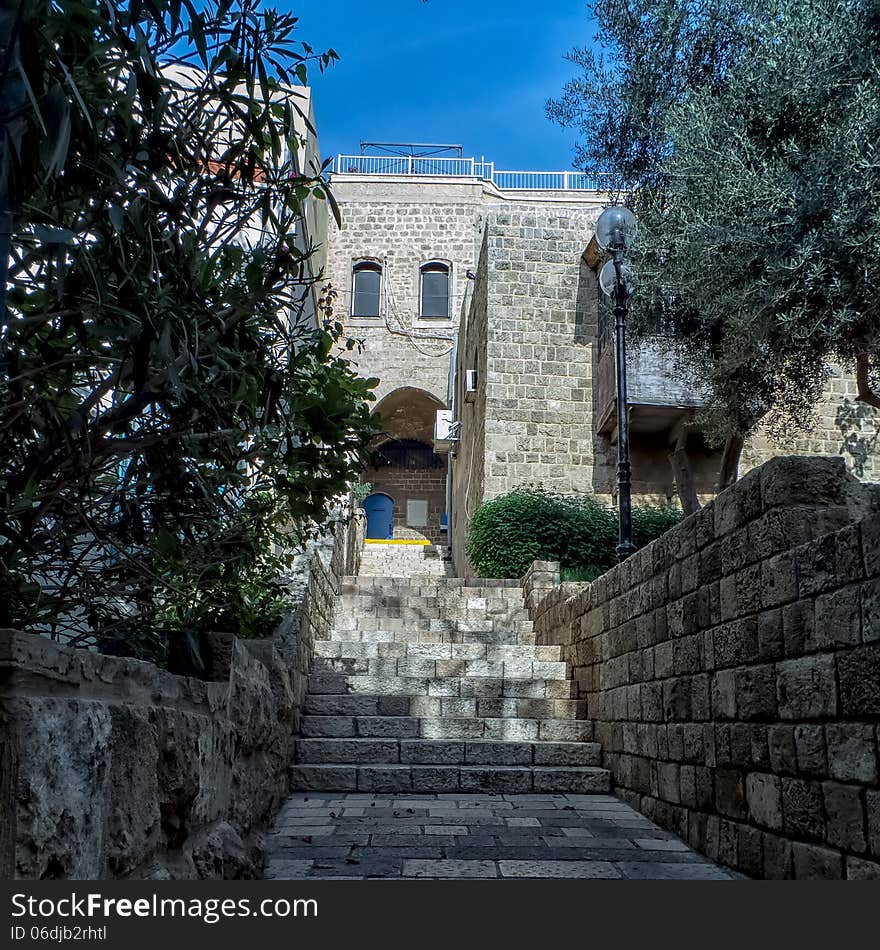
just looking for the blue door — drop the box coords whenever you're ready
[363,492,394,540]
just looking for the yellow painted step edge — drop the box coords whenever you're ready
[364,538,431,545]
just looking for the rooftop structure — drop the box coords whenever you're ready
[329,143,611,193]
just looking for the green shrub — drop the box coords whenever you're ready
[632,504,686,549]
[560,564,606,583]
[466,487,683,579]
[466,488,616,579]
[352,481,373,503]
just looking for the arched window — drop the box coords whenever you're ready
[352,261,382,317]
[420,261,450,318]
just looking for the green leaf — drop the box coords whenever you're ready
[108,205,124,234]
[33,225,76,244]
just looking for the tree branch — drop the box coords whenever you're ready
[667,414,701,515]
[718,433,744,491]
[855,353,880,409]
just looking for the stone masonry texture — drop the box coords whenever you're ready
[0,517,357,879]
[526,456,880,879]
[267,540,733,879]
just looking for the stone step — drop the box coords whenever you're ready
[331,620,534,634]
[358,571,453,579]
[334,606,532,622]
[342,576,521,589]
[338,588,527,601]
[295,737,602,766]
[303,694,587,726]
[310,656,568,680]
[358,564,453,574]
[300,712,590,740]
[313,641,562,662]
[307,671,576,699]
[289,763,612,794]
[327,628,536,646]
[339,592,527,602]
[332,614,534,630]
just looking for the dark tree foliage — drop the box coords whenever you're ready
[548,0,880,454]
[547,0,752,191]
[0,0,379,660]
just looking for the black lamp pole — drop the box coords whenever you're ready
[595,204,638,562]
[612,250,636,562]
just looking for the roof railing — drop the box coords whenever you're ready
[330,154,611,191]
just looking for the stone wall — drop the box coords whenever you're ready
[450,206,608,574]
[327,176,880,579]
[451,229,489,571]
[1,630,288,880]
[365,465,447,544]
[480,208,608,498]
[743,364,880,483]
[526,456,880,879]
[0,516,361,880]
[344,507,366,578]
[326,178,482,406]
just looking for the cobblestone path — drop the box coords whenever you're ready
[266,792,735,879]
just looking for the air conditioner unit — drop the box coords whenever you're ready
[434,410,460,454]
[464,369,478,402]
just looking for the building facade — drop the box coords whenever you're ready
[322,150,880,574]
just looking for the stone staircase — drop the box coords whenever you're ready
[291,542,611,794]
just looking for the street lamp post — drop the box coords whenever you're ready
[596,206,638,562]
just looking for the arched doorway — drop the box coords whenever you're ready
[363,492,394,540]
[360,387,449,544]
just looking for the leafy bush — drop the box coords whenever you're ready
[353,482,373,502]
[632,505,686,550]
[466,488,615,579]
[466,487,682,579]
[560,565,606,583]
[0,2,380,661]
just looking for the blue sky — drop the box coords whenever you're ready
[287,1,598,171]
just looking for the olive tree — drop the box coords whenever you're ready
[548,0,880,490]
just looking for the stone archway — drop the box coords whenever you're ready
[372,386,446,445]
[363,388,448,544]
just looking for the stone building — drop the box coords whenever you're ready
[321,146,880,573]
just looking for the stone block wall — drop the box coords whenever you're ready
[527,456,880,878]
[480,207,609,498]
[0,630,290,879]
[743,365,880,484]
[451,229,489,572]
[0,517,362,879]
[365,465,447,544]
[325,178,482,407]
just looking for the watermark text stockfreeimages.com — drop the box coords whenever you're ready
[10,892,318,926]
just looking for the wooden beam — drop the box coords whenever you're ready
[582,236,602,271]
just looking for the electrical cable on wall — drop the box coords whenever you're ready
[381,256,455,357]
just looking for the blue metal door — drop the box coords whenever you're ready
[363,492,394,540]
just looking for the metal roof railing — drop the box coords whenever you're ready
[330,154,610,191]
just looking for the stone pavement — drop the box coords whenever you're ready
[266,792,736,879]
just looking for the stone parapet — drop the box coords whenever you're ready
[520,560,562,613]
[527,456,880,879]
[0,516,360,879]
[0,629,284,879]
